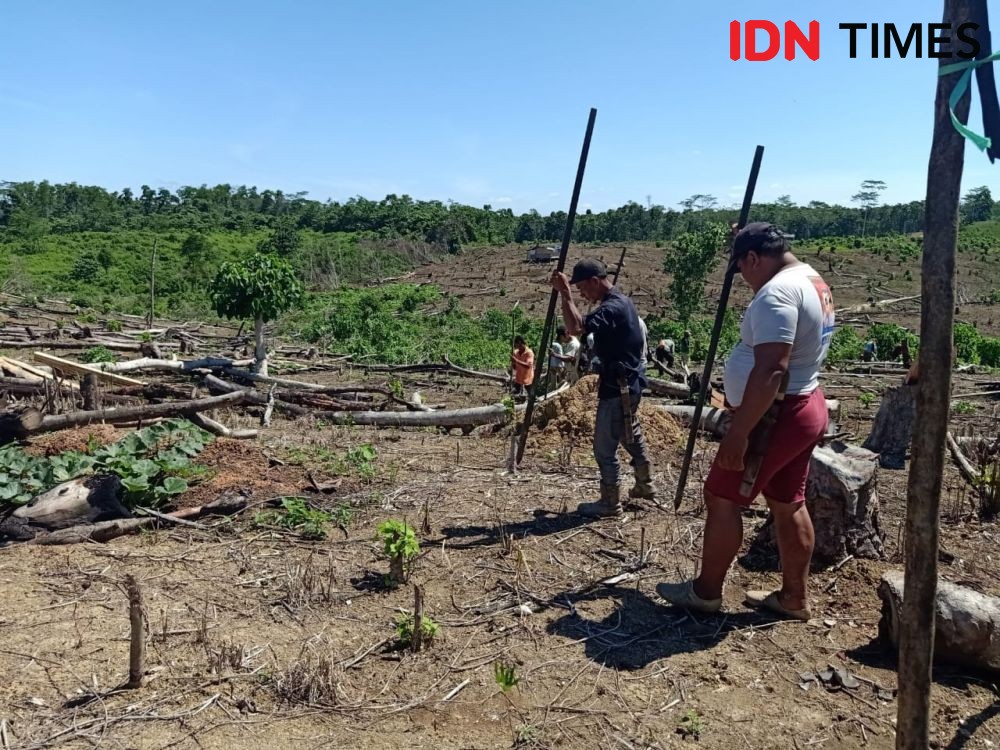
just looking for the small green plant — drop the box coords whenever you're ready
[255,497,332,540]
[494,660,519,693]
[83,346,116,364]
[677,709,704,739]
[345,443,378,481]
[859,391,876,408]
[388,376,404,399]
[978,460,1000,518]
[394,613,439,647]
[378,519,419,585]
[138,331,152,343]
[953,400,977,415]
[105,319,123,333]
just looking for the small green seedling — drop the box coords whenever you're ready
[378,520,419,585]
[494,660,519,693]
[255,497,332,540]
[953,400,977,415]
[859,391,876,408]
[677,709,704,739]
[395,614,439,648]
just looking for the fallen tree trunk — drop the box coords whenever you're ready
[947,431,981,486]
[659,401,839,438]
[99,356,254,374]
[862,385,917,469]
[879,570,1000,673]
[314,403,510,429]
[25,390,248,434]
[351,358,508,384]
[27,492,254,545]
[646,377,691,399]
[836,295,921,315]
[0,340,178,351]
[190,412,258,439]
[203,375,309,417]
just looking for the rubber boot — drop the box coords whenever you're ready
[628,463,656,500]
[576,483,623,518]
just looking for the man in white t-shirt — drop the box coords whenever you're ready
[552,326,582,384]
[658,223,833,623]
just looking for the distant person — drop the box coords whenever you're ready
[862,339,877,362]
[510,336,534,399]
[552,326,581,385]
[547,337,564,391]
[653,338,676,372]
[679,329,692,364]
[639,316,649,369]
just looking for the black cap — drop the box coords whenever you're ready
[731,222,784,261]
[569,258,607,284]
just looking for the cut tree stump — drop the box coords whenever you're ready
[862,384,917,469]
[0,475,129,542]
[752,442,884,565]
[879,570,1000,673]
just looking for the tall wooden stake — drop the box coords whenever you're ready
[124,574,145,689]
[516,108,597,463]
[897,1,975,746]
[673,145,764,509]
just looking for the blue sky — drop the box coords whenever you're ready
[1,0,997,213]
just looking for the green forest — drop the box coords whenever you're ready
[1,180,999,369]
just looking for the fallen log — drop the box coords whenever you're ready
[314,403,510,429]
[646,377,691,399]
[836,295,921,315]
[879,570,1000,673]
[24,390,248,435]
[658,400,839,438]
[947,431,981,486]
[203,375,309,417]
[0,340,177,351]
[189,412,258,439]
[99,356,255,374]
[33,352,146,386]
[351,358,508,384]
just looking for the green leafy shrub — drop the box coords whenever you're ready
[827,326,864,364]
[378,519,419,585]
[867,323,919,360]
[83,346,117,364]
[395,614,439,647]
[978,337,1000,368]
[953,322,983,364]
[664,224,730,323]
[494,660,519,692]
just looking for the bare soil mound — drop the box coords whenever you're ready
[530,375,684,455]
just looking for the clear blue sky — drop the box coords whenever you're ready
[2,0,998,213]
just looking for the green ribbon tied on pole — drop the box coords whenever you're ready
[940,50,1000,151]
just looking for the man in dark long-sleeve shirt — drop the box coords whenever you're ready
[551,259,656,517]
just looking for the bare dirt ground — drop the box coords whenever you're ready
[1,246,999,749]
[421,241,1000,336]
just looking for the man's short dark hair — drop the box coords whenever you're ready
[556,325,566,337]
[732,222,789,260]
[569,258,608,284]
[514,335,526,346]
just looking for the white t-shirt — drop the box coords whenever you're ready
[723,263,834,407]
[549,341,564,368]
[561,336,581,363]
[638,317,648,367]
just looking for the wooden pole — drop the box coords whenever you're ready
[673,145,765,509]
[611,246,627,285]
[516,108,597,463]
[896,1,975,745]
[124,574,145,689]
[412,584,424,653]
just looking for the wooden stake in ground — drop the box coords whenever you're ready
[124,574,145,689]
[516,107,597,463]
[412,585,424,653]
[897,2,977,745]
[673,145,765,509]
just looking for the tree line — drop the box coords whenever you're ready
[2,180,997,252]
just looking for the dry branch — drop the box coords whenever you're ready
[947,431,981,486]
[27,390,248,434]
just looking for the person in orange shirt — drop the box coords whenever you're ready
[510,336,534,399]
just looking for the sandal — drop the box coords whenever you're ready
[656,580,722,614]
[744,590,811,622]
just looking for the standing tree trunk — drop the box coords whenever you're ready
[897,2,974,745]
[253,316,268,377]
[147,239,158,330]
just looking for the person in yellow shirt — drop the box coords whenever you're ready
[510,336,535,399]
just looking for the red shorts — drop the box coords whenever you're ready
[705,388,828,506]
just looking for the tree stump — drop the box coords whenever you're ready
[81,374,100,411]
[879,570,1000,673]
[751,442,884,566]
[862,384,916,469]
[0,408,42,446]
[1,475,129,542]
